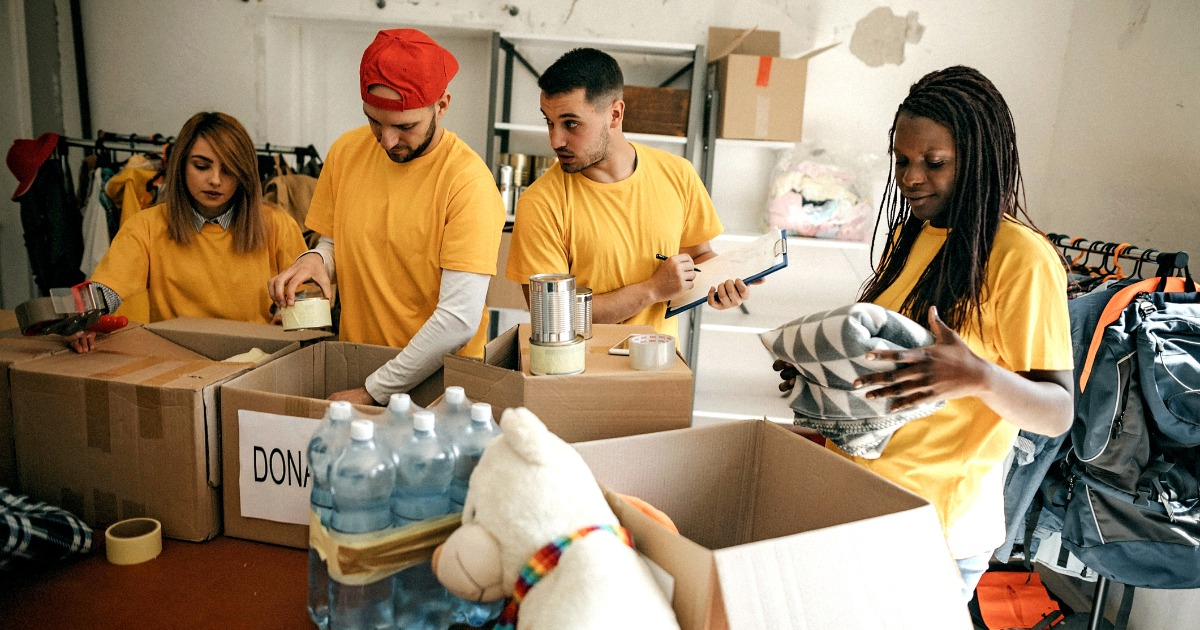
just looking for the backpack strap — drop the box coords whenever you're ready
[1079,276,1191,392]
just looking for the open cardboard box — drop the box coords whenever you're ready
[707,26,835,142]
[218,341,443,548]
[9,318,317,541]
[575,419,971,629]
[445,324,693,443]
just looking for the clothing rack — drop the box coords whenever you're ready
[1047,233,1189,279]
[57,132,321,160]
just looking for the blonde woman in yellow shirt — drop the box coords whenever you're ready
[69,112,306,352]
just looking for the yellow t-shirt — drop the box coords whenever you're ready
[90,203,307,323]
[305,127,504,357]
[505,143,723,338]
[836,217,1073,536]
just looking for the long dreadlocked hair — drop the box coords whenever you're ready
[858,65,1040,335]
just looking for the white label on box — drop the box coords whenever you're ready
[238,409,320,525]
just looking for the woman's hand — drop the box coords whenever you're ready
[853,306,990,413]
[67,330,99,354]
[772,359,800,394]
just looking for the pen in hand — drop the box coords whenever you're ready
[656,253,701,272]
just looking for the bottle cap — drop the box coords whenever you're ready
[388,393,412,413]
[413,410,436,432]
[470,402,492,423]
[350,419,374,441]
[329,400,353,421]
[445,386,465,404]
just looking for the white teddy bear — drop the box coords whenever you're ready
[432,407,679,630]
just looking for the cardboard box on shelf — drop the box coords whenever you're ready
[707,26,834,143]
[623,85,691,137]
[575,419,972,630]
[218,341,443,549]
[0,336,75,492]
[445,324,692,444]
[9,318,316,542]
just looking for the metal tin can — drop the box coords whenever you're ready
[498,164,515,218]
[528,273,575,344]
[573,287,592,340]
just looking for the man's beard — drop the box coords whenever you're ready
[387,119,437,164]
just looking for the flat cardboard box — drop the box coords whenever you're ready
[445,324,692,444]
[10,319,308,541]
[707,27,833,142]
[0,336,74,492]
[218,341,443,549]
[575,420,972,630]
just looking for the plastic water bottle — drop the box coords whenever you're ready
[431,386,472,437]
[328,420,396,630]
[307,401,354,630]
[448,402,501,509]
[393,561,456,630]
[379,393,419,457]
[390,410,456,525]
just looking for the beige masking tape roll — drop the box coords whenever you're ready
[530,337,585,376]
[281,297,332,330]
[105,517,162,565]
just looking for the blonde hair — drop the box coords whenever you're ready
[164,112,268,253]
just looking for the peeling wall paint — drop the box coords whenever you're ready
[848,7,924,67]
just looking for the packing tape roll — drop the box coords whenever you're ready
[629,334,675,371]
[280,297,332,330]
[105,517,162,565]
[529,337,585,376]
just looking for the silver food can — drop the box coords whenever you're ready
[529,273,575,344]
[573,287,592,340]
[498,164,515,217]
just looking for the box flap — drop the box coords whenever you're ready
[147,317,331,344]
[93,327,209,361]
[789,41,839,61]
[0,310,17,332]
[707,26,780,63]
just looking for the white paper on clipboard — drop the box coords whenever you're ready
[665,230,788,318]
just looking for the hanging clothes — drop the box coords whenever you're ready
[262,154,322,248]
[103,153,162,228]
[79,168,111,275]
[6,134,85,295]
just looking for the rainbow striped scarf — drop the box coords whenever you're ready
[494,524,634,630]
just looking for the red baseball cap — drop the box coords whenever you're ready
[6,132,60,201]
[360,29,458,112]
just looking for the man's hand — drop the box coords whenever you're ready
[327,386,380,406]
[707,278,750,310]
[648,254,699,302]
[268,252,331,308]
[67,330,98,354]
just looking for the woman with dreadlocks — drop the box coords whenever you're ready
[777,66,1073,598]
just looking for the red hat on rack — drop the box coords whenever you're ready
[6,132,60,201]
[360,28,458,112]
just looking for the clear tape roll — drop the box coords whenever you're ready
[629,334,675,371]
[105,517,162,565]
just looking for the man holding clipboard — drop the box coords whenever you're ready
[506,48,758,340]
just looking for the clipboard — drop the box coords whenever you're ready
[665,230,788,318]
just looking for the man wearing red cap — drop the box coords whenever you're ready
[270,28,505,404]
[506,48,750,341]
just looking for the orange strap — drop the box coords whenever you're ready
[1079,276,1189,392]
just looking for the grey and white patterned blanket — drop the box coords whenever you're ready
[759,302,945,458]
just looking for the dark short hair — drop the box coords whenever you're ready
[538,48,623,106]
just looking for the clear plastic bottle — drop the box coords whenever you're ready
[378,393,419,459]
[430,386,472,438]
[393,561,456,630]
[390,410,456,526]
[328,419,396,630]
[307,400,354,630]
[448,402,501,509]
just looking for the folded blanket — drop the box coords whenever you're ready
[759,302,945,458]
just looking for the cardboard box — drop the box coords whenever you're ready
[0,336,74,492]
[218,341,443,549]
[623,85,691,137]
[707,27,833,142]
[0,309,17,333]
[486,230,528,312]
[9,319,314,541]
[575,420,972,630]
[445,324,692,443]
